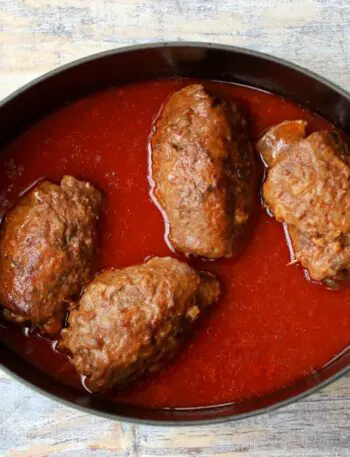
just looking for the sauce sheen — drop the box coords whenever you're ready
[0,79,349,408]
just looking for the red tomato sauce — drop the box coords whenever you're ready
[0,79,349,408]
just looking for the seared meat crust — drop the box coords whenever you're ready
[0,176,102,333]
[257,120,350,282]
[151,84,256,258]
[60,256,220,392]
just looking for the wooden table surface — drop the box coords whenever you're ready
[0,1,349,456]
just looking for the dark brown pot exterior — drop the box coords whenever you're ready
[0,42,349,425]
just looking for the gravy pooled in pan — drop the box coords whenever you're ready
[60,257,219,392]
[150,84,256,258]
[257,120,350,283]
[0,176,102,334]
[0,80,349,408]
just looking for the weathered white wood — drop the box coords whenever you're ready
[0,0,350,100]
[1,372,349,456]
[0,0,349,456]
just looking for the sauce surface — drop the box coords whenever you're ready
[0,79,349,408]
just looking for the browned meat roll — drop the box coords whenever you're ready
[150,84,256,259]
[257,120,350,283]
[59,256,220,392]
[0,176,102,334]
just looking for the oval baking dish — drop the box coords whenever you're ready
[0,42,349,425]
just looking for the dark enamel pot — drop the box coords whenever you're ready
[0,42,349,425]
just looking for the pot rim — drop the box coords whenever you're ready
[0,41,349,426]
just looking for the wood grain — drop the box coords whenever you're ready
[0,0,349,456]
[0,0,350,100]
